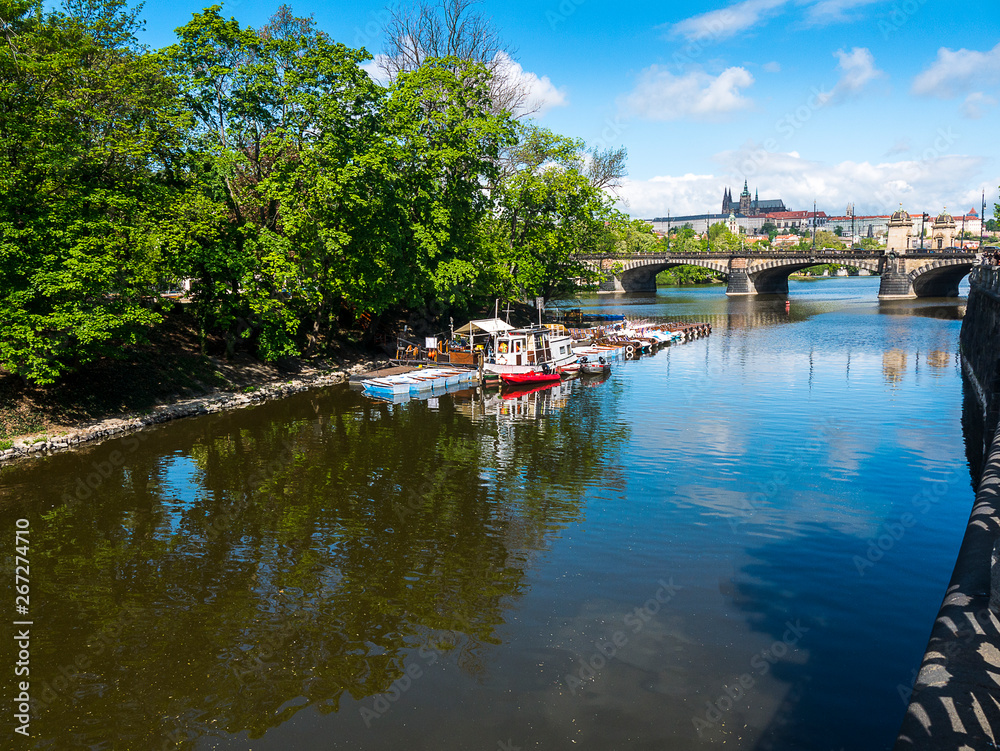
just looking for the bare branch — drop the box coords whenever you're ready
[380,0,530,116]
[587,146,628,193]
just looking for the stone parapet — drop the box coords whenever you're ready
[960,265,1000,440]
[895,264,1000,747]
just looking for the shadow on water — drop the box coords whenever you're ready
[878,299,967,320]
[0,382,629,749]
[727,377,981,751]
[724,524,925,751]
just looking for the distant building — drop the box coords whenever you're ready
[722,181,787,217]
[647,214,766,235]
[955,207,982,238]
[825,215,891,239]
[763,210,827,229]
[771,234,800,249]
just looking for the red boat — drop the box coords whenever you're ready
[500,371,562,386]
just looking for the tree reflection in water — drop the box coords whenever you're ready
[0,379,628,748]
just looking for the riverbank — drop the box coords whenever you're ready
[0,313,388,464]
[895,264,1000,747]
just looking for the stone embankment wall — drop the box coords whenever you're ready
[895,265,1000,748]
[0,363,381,465]
[961,265,1000,443]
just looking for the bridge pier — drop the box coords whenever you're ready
[598,269,657,293]
[724,257,794,296]
[878,254,916,299]
[725,267,753,296]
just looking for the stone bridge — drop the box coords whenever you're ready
[580,250,980,299]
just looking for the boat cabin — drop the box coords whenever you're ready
[490,325,575,371]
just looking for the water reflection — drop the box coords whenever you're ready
[927,351,950,369]
[454,381,573,422]
[883,349,908,385]
[0,381,629,750]
[878,300,967,320]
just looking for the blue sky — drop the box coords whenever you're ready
[125,0,998,218]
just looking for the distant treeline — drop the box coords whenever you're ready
[0,0,648,383]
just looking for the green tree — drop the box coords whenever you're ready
[495,164,616,301]
[491,125,624,302]
[616,219,658,254]
[0,0,187,382]
[164,5,317,359]
[813,230,846,249]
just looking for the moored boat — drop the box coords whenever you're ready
[579,356,611,376]
[483,321,577,376]
[500,371,562,386]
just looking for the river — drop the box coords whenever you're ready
[0,276,976,750]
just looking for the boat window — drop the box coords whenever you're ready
[513,340,522,353]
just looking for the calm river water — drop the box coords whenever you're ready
[0,277,978,750]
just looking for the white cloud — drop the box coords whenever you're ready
[962,92,998,119]
[829,47,884,99]
[493,52,568,117]
[912,42,1000,98]
[621,66,755,121]
[360,56,391,85]
[763,61,782,73]
[669,0,789,41]
[805,0,884,24]
[667,0,888,41]
[617,143,985,218]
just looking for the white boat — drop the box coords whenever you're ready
[573,344,624,361]
[579,355,611,376]
[363,377,414,398]
[365,377,476,404]
[483,322,578,376]
[405,369,459,393]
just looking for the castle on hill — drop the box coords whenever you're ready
[722,180,787,217]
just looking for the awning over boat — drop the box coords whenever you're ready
[454,318,515,336]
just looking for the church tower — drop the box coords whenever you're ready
[739,180,751,216]
[722,188,732,214]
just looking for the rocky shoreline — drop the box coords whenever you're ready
[0,357,388,465]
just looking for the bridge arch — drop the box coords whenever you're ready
[908,259,976,298]
[608,257,729,293]
[738,256,884,296]
[588,255,729,292]
[582,250,978,297]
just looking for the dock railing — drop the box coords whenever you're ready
[393,334,478,368]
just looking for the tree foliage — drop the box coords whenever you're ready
[0,1,630,383]
[0,0,186,382]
